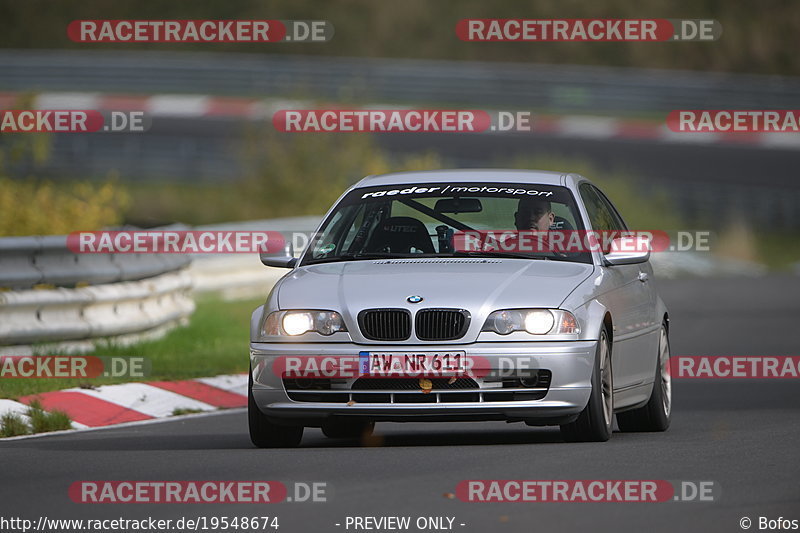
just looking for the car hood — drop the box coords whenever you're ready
[276,258,594,342]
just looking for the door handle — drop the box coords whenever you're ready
[638,272,649,283]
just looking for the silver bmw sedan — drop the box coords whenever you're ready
[249,169,672,447]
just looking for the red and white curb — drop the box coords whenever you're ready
[0,91,280,120]
[1,91,799,150]
[0,373,247,433]
[0,398,35,427]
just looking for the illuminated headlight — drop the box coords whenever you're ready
[283,312,314,335]
[482,309,580,335]
[263,310,347,337]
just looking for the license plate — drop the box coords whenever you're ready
[359,351,467,376]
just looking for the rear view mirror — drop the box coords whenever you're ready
[434,197,482,214]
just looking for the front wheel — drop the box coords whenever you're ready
[616,324,671,432]
[248,371,303,448]
[560,326,613,442]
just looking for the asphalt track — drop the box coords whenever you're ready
[1,274,798,533]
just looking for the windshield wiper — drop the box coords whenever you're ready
[306,250,578,264]
[305,252,438,264]
[453,251,584,262]
[451,251,548,260]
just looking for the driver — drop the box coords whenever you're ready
[513,198,577,255]
[515,198,555,231]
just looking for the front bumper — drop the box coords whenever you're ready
[250,341,596,425]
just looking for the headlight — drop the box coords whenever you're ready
[482,309,579,335]
[263,310,347,337]
[283,313,314,335]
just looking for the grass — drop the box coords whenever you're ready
[171,407,205,416]
[0,402,73,437]
[751,231,800,272]
[0,412,30,437]
[112,128,443,227]
[0,295,261,400]
[124,181,265,227]
[26,400,72,433]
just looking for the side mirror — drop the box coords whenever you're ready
[603,236,650,266]
[260,240,297,268]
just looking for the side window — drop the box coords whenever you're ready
[580,184,621,232]
[591,186,628,231]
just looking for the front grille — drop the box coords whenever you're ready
[358,309,411,341]
[282,378,331,390]
[352,377,479,390]
[284,372,552,404]
[415,309,470,341]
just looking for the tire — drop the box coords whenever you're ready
[248,371,303,448]
[560,326,613,442]
[616,324,671,432]
[321,420,375,440]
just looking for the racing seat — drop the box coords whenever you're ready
[550,216,574,231]
[366,216,435,254]
[548,216,581,256]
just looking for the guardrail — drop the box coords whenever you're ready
[2,50,799,114]
[0,234,191,290]
[0,270,194,354]
[0,218,319,354]
[187,216,320,299]
[0,232,194,355]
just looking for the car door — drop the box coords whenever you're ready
[580,184,656,391]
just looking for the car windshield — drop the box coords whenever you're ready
[302,182,592,265]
